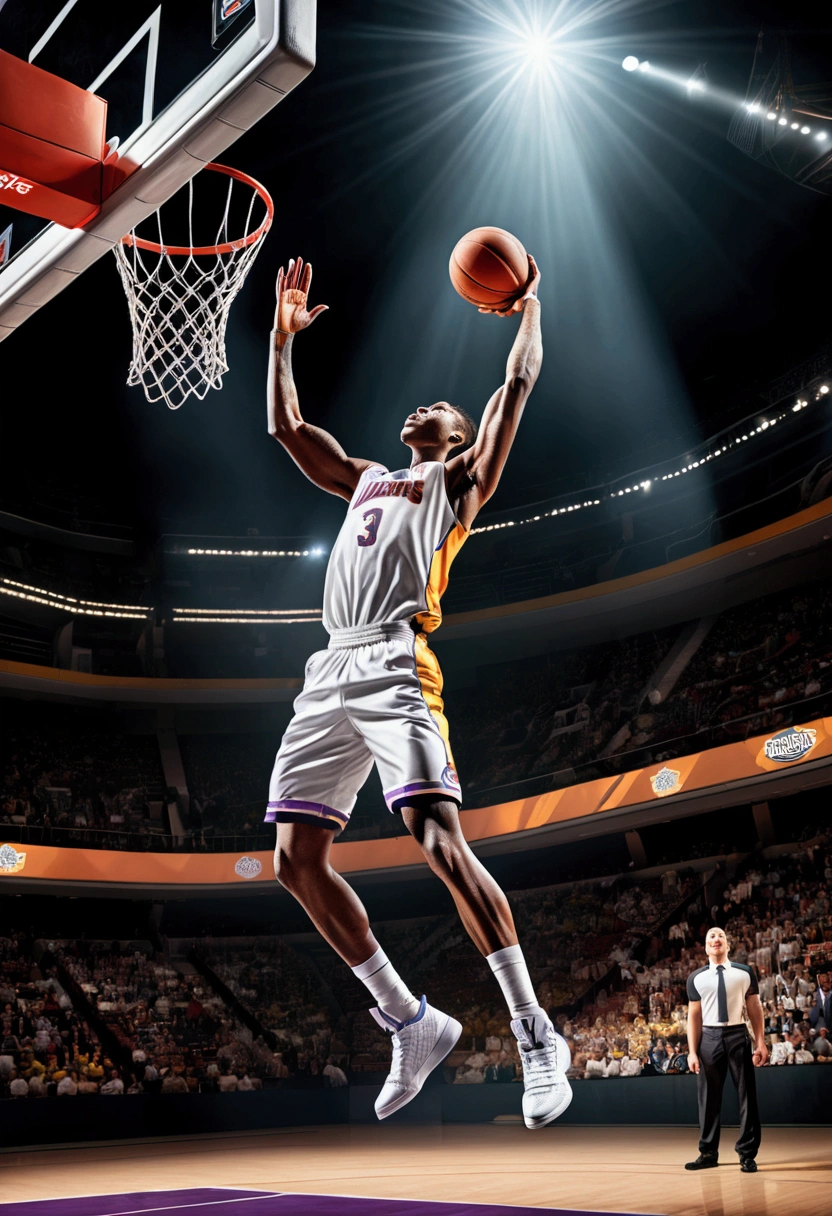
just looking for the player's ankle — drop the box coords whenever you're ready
[379,995,421,1025]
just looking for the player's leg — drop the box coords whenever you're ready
[274,821,421,1022]
[401,796,571,1127]
[362,632,571,1126]
[269,640,459,1118]
[400,796,518,954]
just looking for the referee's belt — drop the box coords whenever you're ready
[702,1023,748,1030]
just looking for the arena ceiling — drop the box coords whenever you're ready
[1,0,830,549]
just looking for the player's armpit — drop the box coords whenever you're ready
[272,419,375,502]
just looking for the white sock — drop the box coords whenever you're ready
[352,946,420,1024]
[487,944,540,1020]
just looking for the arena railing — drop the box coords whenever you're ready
[2,690,829,855]
[460,685,832,810]
[0,821,274,854]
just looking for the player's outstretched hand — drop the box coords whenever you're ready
[478,254,541,316]
[687,1052,700,1075]
[275,257,329,334]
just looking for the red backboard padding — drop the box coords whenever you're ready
[0,49,107,228]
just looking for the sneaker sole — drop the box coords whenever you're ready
[375,1013,462,1120]
[524,1078,573,1129]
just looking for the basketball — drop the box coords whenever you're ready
[449,226,530,310]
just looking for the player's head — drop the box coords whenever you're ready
[401,402,478,460]
[705,926,729,962]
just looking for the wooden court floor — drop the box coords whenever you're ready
[1,1124,828,1216]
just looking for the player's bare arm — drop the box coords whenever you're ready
[268,257,374,501]
[447,255,542,530]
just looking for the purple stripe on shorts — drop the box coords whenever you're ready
[384,780,454,809]
[265,799,349,824]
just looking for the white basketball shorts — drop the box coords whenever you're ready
[265,621,461,833]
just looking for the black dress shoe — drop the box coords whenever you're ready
[740,1158,758,1173]
[685,1154,719,1170]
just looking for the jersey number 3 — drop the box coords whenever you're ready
[358,507,383,547]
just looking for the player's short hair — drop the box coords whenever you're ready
[448,405,478,458]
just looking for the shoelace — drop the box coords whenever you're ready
[387,1024,421,1085]
[520,1043,561,1088]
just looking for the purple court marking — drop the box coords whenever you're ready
[0,1191,651,1216]
[0,1190,275,1216]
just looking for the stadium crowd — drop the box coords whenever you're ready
[0,708,163,843]
[2,824,829,1098]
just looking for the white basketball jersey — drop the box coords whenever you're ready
[322,461,468,634]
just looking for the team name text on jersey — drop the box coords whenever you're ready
[352,478,424,509]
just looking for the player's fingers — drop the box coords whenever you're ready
[276,266,284,298]
[301,262,313,295]
[294,257,304,289]
[308,304,328,322]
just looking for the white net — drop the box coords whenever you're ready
[114,166,272,410]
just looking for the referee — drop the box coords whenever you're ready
[685,926,768,1173]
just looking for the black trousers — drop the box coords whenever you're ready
[697,1025,761,1158]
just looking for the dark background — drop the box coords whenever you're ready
[1,0,831,548]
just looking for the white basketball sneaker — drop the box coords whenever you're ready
[370,995,462,1120]
[511,1008,573,1129]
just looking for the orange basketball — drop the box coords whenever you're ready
[449,226,529,310]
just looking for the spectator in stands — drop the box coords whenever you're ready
[323,1059,348,1087]
[809,973,831,1031]
[218,1067,238,1092]
[9,1071,28,1098]
[161,1073,189,1094]
[100,1068,124,1095]
[57,1071,78,1096]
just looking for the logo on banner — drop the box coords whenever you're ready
[0,844,26,874]
[650,766,683,798]
[762,726,818,764]
[234,856,262,880]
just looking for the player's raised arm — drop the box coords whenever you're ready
[447,256,542,526]
[268,258,374,501]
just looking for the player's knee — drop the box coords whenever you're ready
[420,823,464,875]
[273,844,314,892]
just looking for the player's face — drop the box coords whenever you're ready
[401,402,463,450]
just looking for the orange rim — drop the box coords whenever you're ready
[120,163,274,257]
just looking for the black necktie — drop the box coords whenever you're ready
[716,965,729,1023]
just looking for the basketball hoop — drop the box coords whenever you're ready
[114,163,274,410]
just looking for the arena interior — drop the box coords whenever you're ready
[0,2,830,1215]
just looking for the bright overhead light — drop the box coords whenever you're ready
[766,112,777,120]
[638,60,650,72]
[778,117,788,126]
[622,56,639,72]
[801,126,811,134]
[520,34,553,67]
[817,132,828,141]
[821,385,829,394]
[747,103,760,113]
[790,122,800,130]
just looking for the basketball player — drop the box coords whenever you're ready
[265,254,571,1127]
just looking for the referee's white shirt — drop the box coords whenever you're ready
[686,959,759,1026]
